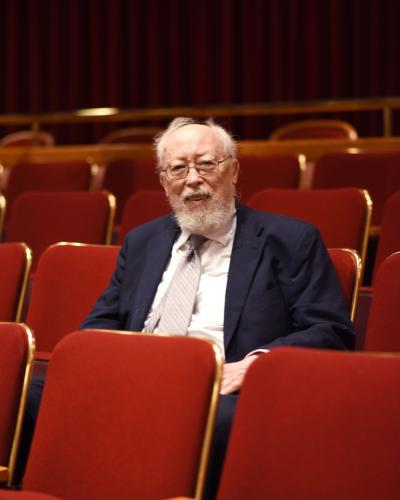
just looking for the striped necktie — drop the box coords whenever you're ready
[144,234,207,334]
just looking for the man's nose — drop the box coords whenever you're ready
[185,165,203,184]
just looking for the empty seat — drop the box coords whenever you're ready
[247,188,372,267]
[118,190,170,243]
[371,190,400,283]
[270,119,358,140]
[2,330,222,499]
[0,242,32,321]
[364,252,400,352]
[0,323,35,487]
[0,130,55,147]
[99,126,161,144]
[3,160,97,224]
[102,158,161,223]
[25,243,121,359]
[313,151,400,228]
[6,191,116,270]
[217,347,400,500]
[238,154,305,201]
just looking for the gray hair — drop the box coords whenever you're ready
[154,117,237,169]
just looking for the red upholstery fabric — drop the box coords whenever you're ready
[364,252,400,352]
[118,190,171,243]
[25,244,120,357]
[0,323,33,483]
[0,243,31,321]
[238,154,301,202]
[21,331,219,500]
[354,286,374,350]
[246,188,370,257]
[372,191,400,283]
[3,161,93,224]
[269,119,358,140]
[328,248,360,320]
[218,347,400,500]
[102,159,160,223]
[0,492,60,499]
[6,191,114,270]
[313,151,400,225]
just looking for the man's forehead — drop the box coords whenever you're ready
[165,124,223,152]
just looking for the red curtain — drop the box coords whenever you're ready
[1,0,399,142]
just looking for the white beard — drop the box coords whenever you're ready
[168,187,234,234]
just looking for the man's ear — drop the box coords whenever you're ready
[232,158,240,184]
[159,172,168,193]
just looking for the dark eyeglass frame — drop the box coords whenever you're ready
[161,155,232,180]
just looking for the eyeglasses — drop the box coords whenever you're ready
[161,156,232,180]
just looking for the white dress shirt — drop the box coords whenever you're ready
[143,207,236,359]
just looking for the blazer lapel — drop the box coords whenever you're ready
[224,205,267,351]
[128,217,179,330]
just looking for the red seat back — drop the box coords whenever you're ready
[218,347,400,500]
[118,190,170,243]
[0,323,35,486]
[247,188,371,265]
[372,191,400,283]
[238,154,303,201]
[23,331,222,500]
[3,161,95,224]
[25,243,121,357]
[102,159,160,223]
[0,242,32,321]
[0,130,55,147]
[364,252,400,352]
[6,191,115,270]
[270,119,358,140]
[313,151,400,226]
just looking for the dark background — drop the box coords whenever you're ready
[1,0,399,142]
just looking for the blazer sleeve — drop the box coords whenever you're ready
[265,224,355,351]
[80,240,128,331]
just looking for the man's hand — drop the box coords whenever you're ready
[220,355,259,395]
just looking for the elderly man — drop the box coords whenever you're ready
[19,117,354,497]
[81,117,354,497]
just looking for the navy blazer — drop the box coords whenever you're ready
[82,203,355,361]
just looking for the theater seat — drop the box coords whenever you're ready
[25,243,121,359]
[269,119,358,140]
[247,188,372,269]
[217,347,400,500]
[6,191,116,270]
[0,331,222,500]
[0,242,32,322]
[0,323,35,487]
[363,252,400,352]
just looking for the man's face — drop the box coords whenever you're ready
[159,124,239,233]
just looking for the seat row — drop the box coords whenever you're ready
[3,238,400,355]
[2,148,400,229]
[1,325,400,499]
[0,242,359,356]
[2,185,400,281]
[0,119,358,147]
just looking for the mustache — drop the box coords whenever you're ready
[181,188,212,201]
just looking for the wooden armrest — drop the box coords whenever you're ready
[0,465,9,482]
